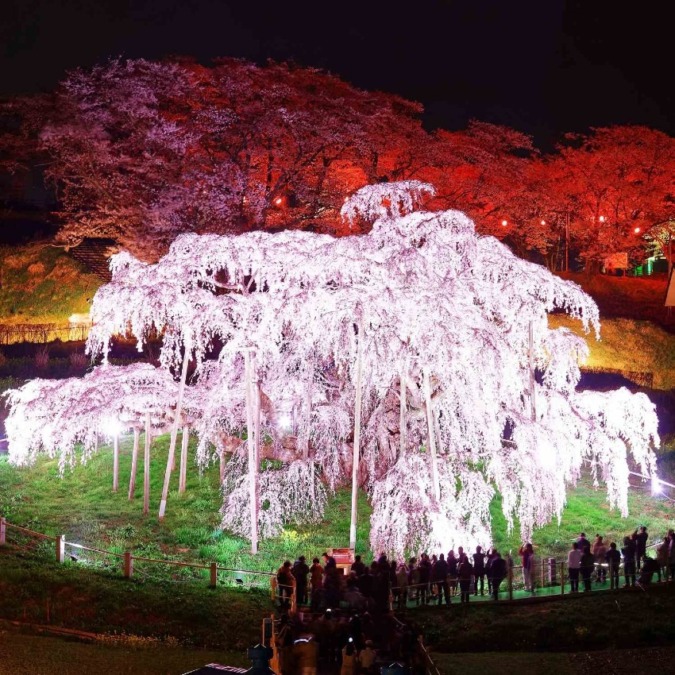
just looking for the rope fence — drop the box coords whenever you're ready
[0,516,274,594]
[1,516,666,615]
[0,323,90,345]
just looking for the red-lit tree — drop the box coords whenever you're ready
[546,126,675,271]
[30,58,426,259]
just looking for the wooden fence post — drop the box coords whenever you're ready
[540,558,545,589]
[560,561,565,595]
[56,535,65,563]
[507,565,513,601]
[124,551,134,579]
[210,562,218,588]
[0,517,6,546]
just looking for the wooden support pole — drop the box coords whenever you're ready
[143,413,151,516]
[0,517,6,545]
[255,379,262,467]
[349,321,364,552]
[55,534,65,563]
[179,426,189,494]
[124,551,133,579]
[399,369,407,458]
[159,338,191,520]
[302,379,312,460]
[210,562,218,588]
[423,368,440,502]
[529,321,536,422]
[245,350,259,554]
[112,434,119,493]
[128,428,140,500]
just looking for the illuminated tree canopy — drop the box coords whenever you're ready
[5,182,660,557]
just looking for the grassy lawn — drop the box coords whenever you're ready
[0,434,372,576]
[2,434,672,574]
[0,245,99,326]
[548,313,675,391]
[0,629,249,674]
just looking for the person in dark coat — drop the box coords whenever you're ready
[292,555,310,605]
[418,553,431,605]
[277,561,295,609]
[472,546,486,596]
[434,553,450,606]
[358,564,375,600]
[638,555,659,586]
[457,556,473,603]
[606,542,621,590]
[622,536,636,587]
[577,532,591,552]
[635,526,648,571]
[447,550,458,597]
[489,551,507,600]
[351,554,366,577]
[580,546,595,592]
[485,548,497,596]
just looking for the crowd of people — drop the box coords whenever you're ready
[566,527,675,592]
[276,546,513,617]
[276,526,675,617]
[270,527,675,673]
[274,609,423,675]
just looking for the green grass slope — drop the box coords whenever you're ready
[0,245,100,324]
[549,314,675,390]
[0,435,671,573]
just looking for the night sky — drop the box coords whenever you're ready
[1,0,672,148]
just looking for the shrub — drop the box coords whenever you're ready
[34,346,49,369]
[69,351,89,371]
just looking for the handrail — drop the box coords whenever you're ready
[5,522,54,540]
[66,542,126,558]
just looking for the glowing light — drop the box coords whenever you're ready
[101,416,123,438]
[634,227,641,234]
[540,220,546,226]
[274,197,283,206]
[599,215,606,223]
[501,219,508,227]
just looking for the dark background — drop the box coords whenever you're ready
[1,0,672,148]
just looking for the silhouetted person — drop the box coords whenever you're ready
[292,555,310,605]
[434,553,450,605]
[490,551,507,600]
[622,536,636,587]
[472,546,486,596]
[606,542,621,590]
[635,526,648,571]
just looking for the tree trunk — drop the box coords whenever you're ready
[529,321,536,422]
[302,378,312,460]
[143,413,151,516]
[245,350,259,554]
[423,369,440,502]
[112,434,119,493]
[128,428,139,500]
[159,339,191,520]
[349,321,364,551]
[179,426,189,494]
[399,370,407,459]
